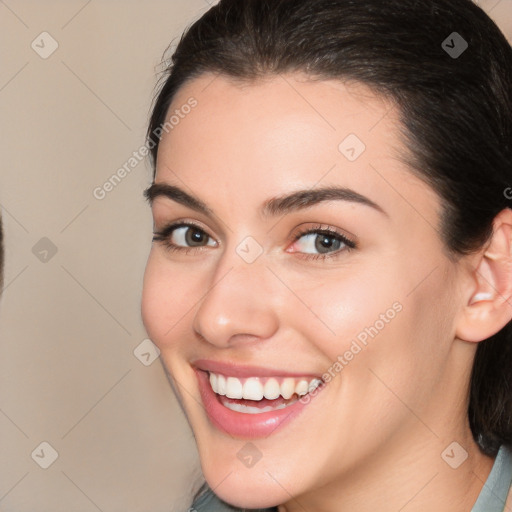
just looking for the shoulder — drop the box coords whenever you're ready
[506,482,512,510]
[498,444,512,510]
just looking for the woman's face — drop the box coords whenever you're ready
[142,74,470,508]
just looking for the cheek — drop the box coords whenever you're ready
[313,259,458,422]
[141,252,201,346]
[288,261,446,416]
[287,265,401,364]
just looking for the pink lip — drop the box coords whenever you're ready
[194,367,324,439]
[192,358,323,379]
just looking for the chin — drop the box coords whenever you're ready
[202,467,288,510]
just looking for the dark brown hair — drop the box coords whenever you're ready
[147,0,512,457]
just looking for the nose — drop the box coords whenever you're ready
[192,254,280,348]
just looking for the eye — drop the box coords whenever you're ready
[289,225,356,260]
[153,222,217,252]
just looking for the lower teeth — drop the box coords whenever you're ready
[221,398,299,414]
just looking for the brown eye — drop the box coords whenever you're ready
[169,226,216,248]
[293,231,353,255]
[152,223,217,251]
[182,227,209,246]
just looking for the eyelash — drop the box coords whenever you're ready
[152,222,357,261]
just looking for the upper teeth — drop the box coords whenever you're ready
[208,372,323,400]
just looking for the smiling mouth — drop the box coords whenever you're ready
[208,372,323,414]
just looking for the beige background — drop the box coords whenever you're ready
[0,1,511,511]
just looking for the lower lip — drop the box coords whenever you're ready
[195,369,320,439]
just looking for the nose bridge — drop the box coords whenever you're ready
[192,245,279,347]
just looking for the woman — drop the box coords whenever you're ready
[141,0,512,510]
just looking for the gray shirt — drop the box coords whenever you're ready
[190,444,512,512]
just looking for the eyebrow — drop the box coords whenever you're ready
[144,183,387,217]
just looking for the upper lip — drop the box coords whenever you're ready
[192,358,324,379]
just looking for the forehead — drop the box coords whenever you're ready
[163,73,397,159]
[155,73,440,227]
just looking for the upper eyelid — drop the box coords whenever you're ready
[150,202,224,237]
[154,221,344,235]
[293,223,357,244]
[291,227,357,251]
[150,199,359,242]
[153,221,216,241]
[154,220,212,233]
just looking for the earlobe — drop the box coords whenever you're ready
[456,208,512,343]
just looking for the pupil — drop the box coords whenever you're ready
[187,228,205,246]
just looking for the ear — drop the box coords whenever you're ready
[456,208,512,343]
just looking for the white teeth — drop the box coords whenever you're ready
[209,372,217,392]
[225,377,243,399]
[207,372,323,401]
[243,378,264,400]
[263,378,281,400]
[295,379,309,397]
[217,374,226,396]
[281,378,296,399]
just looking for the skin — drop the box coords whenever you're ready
[142,73,512,511]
